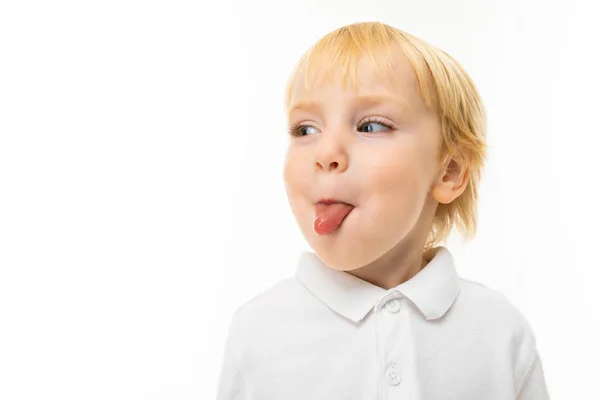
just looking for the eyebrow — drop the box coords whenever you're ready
[287,94,410,114]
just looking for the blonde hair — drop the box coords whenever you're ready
[284,21,487,249]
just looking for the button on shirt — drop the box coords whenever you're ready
[216,247,550,399]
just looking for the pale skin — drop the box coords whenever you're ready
[283,48,469,290]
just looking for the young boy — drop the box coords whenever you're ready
[216,21,550,399]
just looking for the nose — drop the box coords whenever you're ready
[314,133,349,173]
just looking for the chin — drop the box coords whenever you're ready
[307,225,413,273]
[309,237,388,272]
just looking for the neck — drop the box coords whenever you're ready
[346,240,435,290]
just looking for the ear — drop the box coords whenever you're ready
[431,158,470,204]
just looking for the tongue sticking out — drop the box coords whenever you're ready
[313,202,355,235]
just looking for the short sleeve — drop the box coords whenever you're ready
[517,351,550,400]
[216,313,245,400]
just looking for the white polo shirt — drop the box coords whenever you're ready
[216,247,550,399]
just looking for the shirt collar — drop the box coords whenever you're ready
[295,246,460,324]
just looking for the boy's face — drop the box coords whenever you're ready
[284,49,447,271]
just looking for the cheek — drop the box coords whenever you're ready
[361,144,430,196]
[356,146,432,239]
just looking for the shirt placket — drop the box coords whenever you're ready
[375,291,408,399]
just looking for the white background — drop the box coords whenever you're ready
[1,0,598,398]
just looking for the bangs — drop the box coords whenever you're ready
[285,22,435,112]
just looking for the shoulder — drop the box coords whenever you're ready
[453,278,539,390]
[455,277,534,334]
[222,276,313,366]
[227,275,308,330]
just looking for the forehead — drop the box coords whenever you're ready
[288,47,425,113]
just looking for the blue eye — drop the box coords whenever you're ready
[288,118,393,137]
[358,119,393,133]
